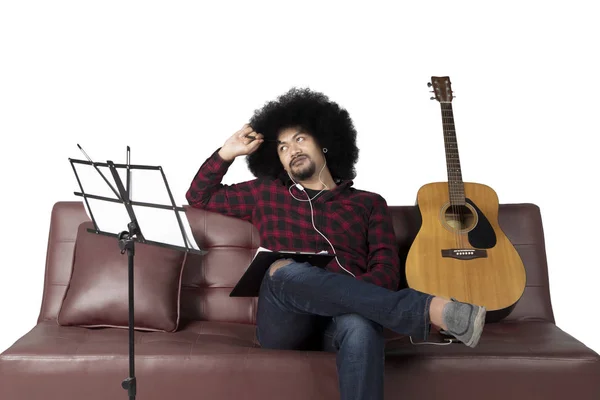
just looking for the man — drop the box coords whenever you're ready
[186,87,486,400]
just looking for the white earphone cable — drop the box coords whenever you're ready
[287,153,355,278]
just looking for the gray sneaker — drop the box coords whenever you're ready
[440,298,486,348]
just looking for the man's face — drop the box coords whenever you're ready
[277,127,322,181]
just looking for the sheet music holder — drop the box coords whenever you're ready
[229,248,334,297]
[69,145,207,400]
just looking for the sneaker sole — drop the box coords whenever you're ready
[464,306,486,348]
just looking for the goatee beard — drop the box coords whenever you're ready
[290,157,316,181]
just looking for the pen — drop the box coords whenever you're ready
[245,134,277,143]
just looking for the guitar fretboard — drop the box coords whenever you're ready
[440,103,465,205]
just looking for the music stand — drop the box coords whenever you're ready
[68,145,207,400]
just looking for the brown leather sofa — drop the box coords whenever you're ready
[1,201,599,399]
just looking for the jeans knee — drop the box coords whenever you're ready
[333,314,384,348]
[267,260,309,281]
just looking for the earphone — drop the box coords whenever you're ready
[289,148,329,201]
[287,148,355,278]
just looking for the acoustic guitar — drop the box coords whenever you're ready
[405,76,526,322]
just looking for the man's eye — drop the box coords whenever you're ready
[297,137,304,142]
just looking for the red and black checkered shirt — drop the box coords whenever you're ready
[186,148,401,291]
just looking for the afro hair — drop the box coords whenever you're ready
[246,87,359,181]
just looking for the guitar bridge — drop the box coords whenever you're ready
[441,249,487,260]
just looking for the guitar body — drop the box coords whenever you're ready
[405,181,527,322]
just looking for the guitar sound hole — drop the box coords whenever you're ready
[442,204,477,233]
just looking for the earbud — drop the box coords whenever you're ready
[296,183,304,191]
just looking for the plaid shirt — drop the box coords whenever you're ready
[186,148,401,291]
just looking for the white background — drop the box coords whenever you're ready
[1,1,598,356]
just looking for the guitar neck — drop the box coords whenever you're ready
[440,103,466,205]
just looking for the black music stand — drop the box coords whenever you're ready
[68,145,207,400]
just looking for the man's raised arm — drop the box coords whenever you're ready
[185,124,265,222]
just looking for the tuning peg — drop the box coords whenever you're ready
[427,82,432,87]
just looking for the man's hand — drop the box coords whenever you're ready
[218,124,264,162]
[268,258,294,277]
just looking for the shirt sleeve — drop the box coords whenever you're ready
[355,194,401,291]
[185,148,259,222]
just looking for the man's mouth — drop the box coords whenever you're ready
[291,156,307,166]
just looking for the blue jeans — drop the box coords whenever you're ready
[255,261,434,400]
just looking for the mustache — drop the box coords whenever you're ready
[290,155,309,167]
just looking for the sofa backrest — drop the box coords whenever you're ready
[37,201,555,326]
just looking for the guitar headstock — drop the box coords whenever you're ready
[428,76,454,103]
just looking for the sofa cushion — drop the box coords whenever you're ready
[1,320,599,400]
[57,221,187,332]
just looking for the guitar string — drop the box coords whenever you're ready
[446,102,463,249]
[446,102,465,249]
[440,98,454,248]
[452,102,466,249]
[442,101,460,249]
